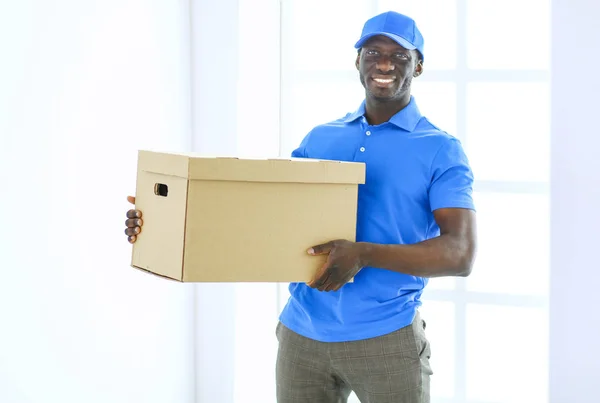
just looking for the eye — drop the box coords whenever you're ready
[393,52,409,60]
[365,49,379,56]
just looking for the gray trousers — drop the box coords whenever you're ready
[275,312,432,403]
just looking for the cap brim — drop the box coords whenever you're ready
[354,32,417,51]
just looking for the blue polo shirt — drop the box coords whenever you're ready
[278,96,475,342]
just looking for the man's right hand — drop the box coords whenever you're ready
[125,195,143,243]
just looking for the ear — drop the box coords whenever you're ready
[413,60,424,78]
[355,51,361,70]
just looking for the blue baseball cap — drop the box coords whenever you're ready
[354,11,425,61]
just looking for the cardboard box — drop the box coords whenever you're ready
[130,150,366,282]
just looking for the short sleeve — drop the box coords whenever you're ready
[291,131,313,158]
[429,137,476,212]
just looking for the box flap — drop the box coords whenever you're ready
[138,150,190,179]
[137,150,366,184]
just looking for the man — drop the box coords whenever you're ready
[125,11,476,403]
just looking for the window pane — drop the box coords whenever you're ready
[466,83,550,182]
[281,78,364,156]
[282,0,373,73]
[467,0,550,70]
[466,305,548,402]
[377,0,457,70]
[466,192,549,296]
[419,301,455,399]
[412,81,457,136]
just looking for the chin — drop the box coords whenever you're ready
[367,89,398,102]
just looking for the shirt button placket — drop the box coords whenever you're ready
[360,130,371,153]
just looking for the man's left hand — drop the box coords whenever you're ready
[306,240,366,292]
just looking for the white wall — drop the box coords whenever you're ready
[550,1,600,402]
[0,2,195,403]
[190,1,282,402]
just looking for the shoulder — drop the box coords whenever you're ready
[302,115,358,142]
[313,114,356,134]
[410,117,465,154]
[407,117,473,176]
[291,114,358,158]
[416,117,457,140]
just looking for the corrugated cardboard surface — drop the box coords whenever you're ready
[182,180,359,282]
[131,150,365,283]
[130,171,189,281]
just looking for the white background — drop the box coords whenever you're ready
[0,1,598,403]
[549,1,600,402]
[0,1,195,403]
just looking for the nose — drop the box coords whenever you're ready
[376,55,395,72]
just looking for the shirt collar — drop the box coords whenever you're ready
[341,95,423,132]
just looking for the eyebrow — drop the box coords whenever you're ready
[364,45,412,57]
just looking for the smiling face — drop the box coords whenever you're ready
[356,35,423,103]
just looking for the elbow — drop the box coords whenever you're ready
[453,241,477,277]
[455,260,473,277]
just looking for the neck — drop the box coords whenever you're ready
[364,93,411,126]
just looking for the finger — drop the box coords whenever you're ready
[125,227,141,236]
[324,280,341,292]
[308,260,330,286]
[317,267,334,291]
[128,235,137,243]
[308,241,334,256]
[309,272,331,290]
[307,266,327,288]
[323,281,335,292]
[308,258,334,289]
[324,275,338,291]
[127,195,136,205]
[125,218,143,228]
[322,266,340,291]
[331,271,356,292]
[126,209,142,219]
[331,280,347,292]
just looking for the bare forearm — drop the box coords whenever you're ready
[359,234,475,278]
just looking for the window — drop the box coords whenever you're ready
[279,1,550,402]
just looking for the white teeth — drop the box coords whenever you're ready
[374,78,394,83]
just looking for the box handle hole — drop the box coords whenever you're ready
[154,183,168,197]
